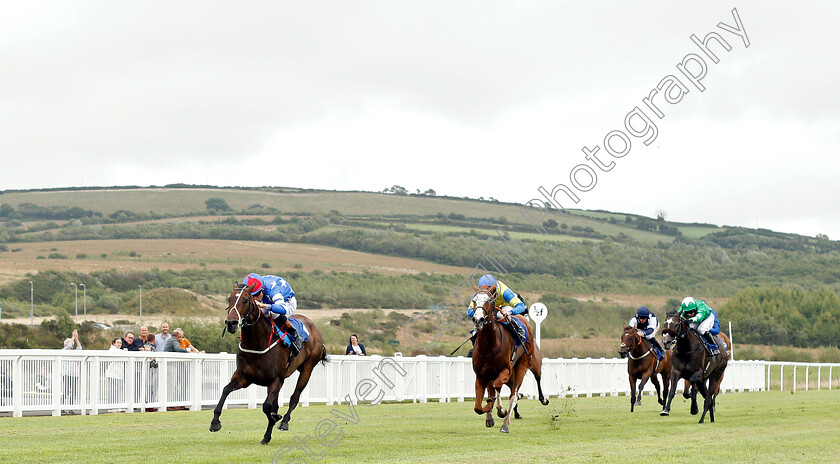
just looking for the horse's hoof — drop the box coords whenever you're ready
[278,422,289,431]
[209,421,221,432]
[634,401,642,406]
[682,392,691,399]
[540,399,550,406]
[690,404,699,415]
[500,425,509,433]
[260,439,270,445]
[497,408,507,418]
[514,413,522,420]
[486,418,495,428]
[660,410,669,416]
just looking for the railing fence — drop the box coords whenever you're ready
[1,350,837,417]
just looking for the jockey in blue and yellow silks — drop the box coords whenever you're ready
[466,274,527,345]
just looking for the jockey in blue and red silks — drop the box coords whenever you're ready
[243,272,303,354]
[466,274,528,345]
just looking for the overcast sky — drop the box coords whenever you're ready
[1,2,838,239]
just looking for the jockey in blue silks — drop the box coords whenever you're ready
[628,306,665,360]
[466,274,528,345]
[243,273,303,354]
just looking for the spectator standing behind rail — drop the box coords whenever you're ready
[62,329,83,351]
[155,322,172,352]
[61,330,82,406]
[345,334,366,356]
[165,328,204,353]
[122,332,144,351]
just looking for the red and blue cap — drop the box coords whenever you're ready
[243,273,264,295]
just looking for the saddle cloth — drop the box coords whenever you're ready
[277,317,310,347]
[502,317,528,347]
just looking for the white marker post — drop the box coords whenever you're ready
[529,303,548,349]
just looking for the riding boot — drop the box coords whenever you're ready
[469,329,478,346]
[284,321,303,356]
[650,338,665,360]
[507,320,526,345]
[702,332,720,356]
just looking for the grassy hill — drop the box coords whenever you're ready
[1,185,839,357]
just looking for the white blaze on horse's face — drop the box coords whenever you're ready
[472,293,492,325]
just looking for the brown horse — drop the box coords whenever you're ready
[660,310,727,423]
[470,289,549,433]
[619,326,672,412]
[681,330,731,399]
[210,283,327,444]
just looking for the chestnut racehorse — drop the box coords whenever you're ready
[619,325,672,412]
[470,289,549,433]
[210,282,327,444]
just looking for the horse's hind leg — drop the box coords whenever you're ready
[261,377,284,445]
[650,373,662,406]
[210,371,249,432]
[278,362,316,431]
[529,351,549,406]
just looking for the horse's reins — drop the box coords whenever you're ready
[626,330,654,360]
[227,287,282,355]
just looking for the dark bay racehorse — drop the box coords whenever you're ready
[471,289,549,433]
[210,283,327,444]
[619,325,672,412]
[659,310,727,423]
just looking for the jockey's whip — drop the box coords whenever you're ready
[449,336,473,356]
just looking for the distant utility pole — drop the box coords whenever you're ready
[139,284,143,326]
[29,281,34,326]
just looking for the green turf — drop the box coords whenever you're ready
[2,390,838,464]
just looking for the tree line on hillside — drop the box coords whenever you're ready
[719,288,840,348]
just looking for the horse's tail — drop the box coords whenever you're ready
[319,344,329,365]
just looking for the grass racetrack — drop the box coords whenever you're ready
[2,390,839,463]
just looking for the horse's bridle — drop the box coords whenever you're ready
[471,290,505,358]
[662,313,691,349]
[227,286,261,329]
[621,329,654,360]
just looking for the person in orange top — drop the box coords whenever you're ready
[172,328,203,353]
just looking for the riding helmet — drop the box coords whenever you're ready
[243,273,264,295]
[636,306,650,318]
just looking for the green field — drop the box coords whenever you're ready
[2,390,838,463]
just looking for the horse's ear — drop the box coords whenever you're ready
[472,284,479,291]
[246,282,257,293]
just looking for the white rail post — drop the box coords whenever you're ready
[90,357,100,415]
[191,357,202,411]
[125,358,135,413]
[80,356,88,415]
[12,356,22,417]
[793,365,797,393]
[158,358,168,413]
[817,366,821,391]
[780,365,784,391]
[52,357,62,416]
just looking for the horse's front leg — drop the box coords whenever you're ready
[499,387,519,434]
[658,368,670,406]
[493,369,511,418]
[690,372,705,416]
[260,377,284,445]
[210,371,249,432]
[628,373,638,412]
[660,370,680,416]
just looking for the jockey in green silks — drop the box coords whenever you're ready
[679,297,720,356]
